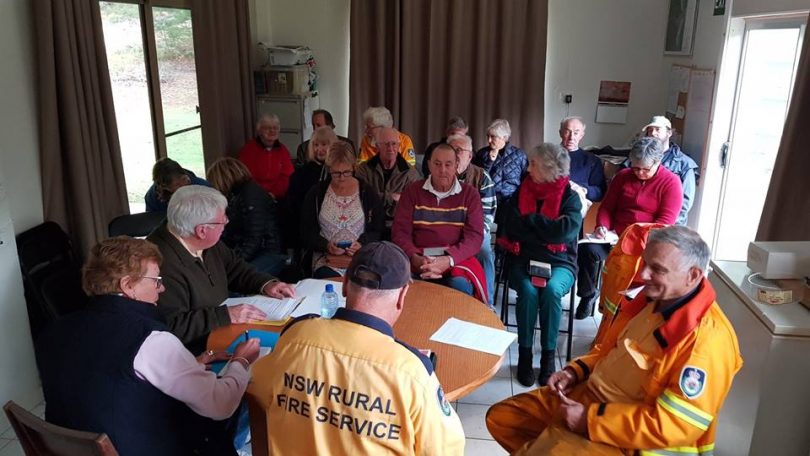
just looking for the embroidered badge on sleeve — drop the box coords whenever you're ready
[679,366,707,399]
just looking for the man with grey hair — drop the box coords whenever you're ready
[449,133,497,307]
[147,185,295,354]
[359,106,416,166]
[355,127,421,235]
[251,241,465,454]
[559,116,606,203]
[422,116,470,176]
[486,225,742,455]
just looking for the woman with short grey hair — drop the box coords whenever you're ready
[496,142,583,386]
[574,136,683,319]
[472,119,527,207]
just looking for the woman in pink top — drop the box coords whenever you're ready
[574,137,682,318]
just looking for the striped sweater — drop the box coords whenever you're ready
[458,164,497,231]
[392,179,484,264]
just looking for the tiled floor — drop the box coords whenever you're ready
[0,290,600,456]
[453,288,601,454]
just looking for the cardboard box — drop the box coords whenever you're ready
[747,241,810,279]
[265,65,310,96]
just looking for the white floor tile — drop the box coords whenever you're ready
[464,437,508,455]
[456,403,495,440]
[0,426,15,440]
[0,440,23,456]
[459,376,513,406]
[0,441,10,452]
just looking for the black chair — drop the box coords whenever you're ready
[108,212,165,238]
[16,222,87,339]
[4,401,119,456]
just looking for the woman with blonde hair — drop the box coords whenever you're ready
[207,157,286,275]
[301,142,384,278]
[35,236,259,455]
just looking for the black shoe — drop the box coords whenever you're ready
[575,295,596,320]
[538,350,557,386]
[516,346,535,387]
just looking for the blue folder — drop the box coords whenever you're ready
[210,329,280,375]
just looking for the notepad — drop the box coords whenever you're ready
[210,330,280,375]
[221,295,304,323]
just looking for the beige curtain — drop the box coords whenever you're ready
[191,0,255,162]
[756,16,810,241]
[349,0,548,154]
[33,0,128,256]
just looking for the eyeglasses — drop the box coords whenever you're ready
[452,146,473,154]
[330,170,353,178]
[379,141,400,148]
[140,276,163,288]
[631,165,654,173]
[202,216,229,227]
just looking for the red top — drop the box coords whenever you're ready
[597,167,682,235]
[238,139,294,199]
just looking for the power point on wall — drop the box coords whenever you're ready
[564,94,573,104]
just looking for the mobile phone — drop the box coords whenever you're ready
[336,240,352,249]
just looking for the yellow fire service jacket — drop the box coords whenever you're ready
[250,308,465,455]
[566,278,743,455]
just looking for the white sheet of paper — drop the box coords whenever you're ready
[220,295,301,321]
[429,318,516,356]
[290,279,346,318]
[578,231,619,245]
[619,285,645,299]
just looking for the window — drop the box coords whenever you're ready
[99,0,203,213]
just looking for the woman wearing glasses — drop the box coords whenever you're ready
[301,142,384,278]
[575,137,683,319]
[35,237,260,455]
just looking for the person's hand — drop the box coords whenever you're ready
[233,338,260,365]
[391,192,401,202]
[593,226,607,239]
[327,242,346,255]
[196,350,232,368]
[570,182,588,198]
[547,367,578,395]
[420,256,452,279]
[410,254,429,273]
[346,241,362,256]
[263,281,296,298]
[558,391,588,436]
[227,304,267,323]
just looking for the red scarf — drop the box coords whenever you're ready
[498,176,570,255]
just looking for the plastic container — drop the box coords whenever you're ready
[320,283,339,319]
[266,45,312,66]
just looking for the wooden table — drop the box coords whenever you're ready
[208,281,505,456]
[208,280,506,400]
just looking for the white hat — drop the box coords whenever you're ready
[642,115,671,131]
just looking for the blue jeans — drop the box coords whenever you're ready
[510,262,575,350]
[476,232,495,306]
[249,252,289,277]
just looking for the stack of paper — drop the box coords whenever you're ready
[221,295,304,323]
[290,279,346,317]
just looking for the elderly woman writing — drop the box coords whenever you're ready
[575,137,683,319]
[35,237,260,456]
[207,157,287,276]
[498,143,583,387]
[301,142,384,278]
[472,119,528,206]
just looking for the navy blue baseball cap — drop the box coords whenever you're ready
[346,241,410,290]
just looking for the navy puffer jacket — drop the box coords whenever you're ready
[472,143,528,203]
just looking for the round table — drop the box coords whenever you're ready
[208,280,506,401]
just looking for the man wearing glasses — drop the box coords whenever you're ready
[147,185,296,354]
[449,134,497,308]
[355,127,421,238]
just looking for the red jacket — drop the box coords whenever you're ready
[596,167,682,235]
[238,139,294,199]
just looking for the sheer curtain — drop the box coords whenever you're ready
[757,16,810,241]
[349,0,548,153]
[33,0,128,255]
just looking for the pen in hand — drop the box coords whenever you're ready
[244,330,249,344]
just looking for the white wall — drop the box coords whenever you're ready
[733,0,810,17]
[250,0,351,138]
[0,0,46,427]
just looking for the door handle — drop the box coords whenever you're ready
[720,142,730,168]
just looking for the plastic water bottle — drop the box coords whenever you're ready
[320,284,339,319]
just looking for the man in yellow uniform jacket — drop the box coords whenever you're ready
[251,241,465,455]
[358,106,416,166]
[486,225,742,455]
